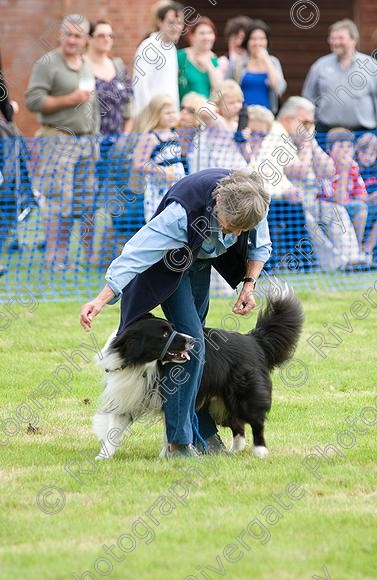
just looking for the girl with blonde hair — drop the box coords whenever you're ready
[207,79,249,170]
[132,94,185,221]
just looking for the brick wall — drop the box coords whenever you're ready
[1,0,375,136]
[356,0,377,53]
[0,0,156,135]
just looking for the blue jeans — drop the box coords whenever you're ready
[161,260,218,444]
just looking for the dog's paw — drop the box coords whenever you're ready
[95,454,111,461]
[253,446,269,458]
[229,434,246,453]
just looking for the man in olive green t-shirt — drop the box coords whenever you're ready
[25,14,99,271]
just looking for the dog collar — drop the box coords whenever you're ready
[159,330,179,361]
[105,364,127,373]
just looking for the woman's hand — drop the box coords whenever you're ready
[80,284,116,331]
[255,47,271,64]
[194,53,213,72]
[80,300,104,331]
[233,283,257,315]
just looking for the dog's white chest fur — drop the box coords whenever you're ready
[100,348,161,417]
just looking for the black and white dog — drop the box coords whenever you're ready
[93,284,304,459]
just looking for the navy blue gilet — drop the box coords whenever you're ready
[117,168,249,334]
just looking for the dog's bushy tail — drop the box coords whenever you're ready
[251,280,304,371]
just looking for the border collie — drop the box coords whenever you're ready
[93,284,304,460]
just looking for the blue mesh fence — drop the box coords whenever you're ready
[1,128,377,303]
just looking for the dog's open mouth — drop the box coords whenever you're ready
[163,344,194,363]
[164,350,191,362]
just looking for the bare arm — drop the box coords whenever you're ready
[132,133,157,171]
[333,168,349,205]
[41,90,91,114]
[284,146,311,181]
[331,149,353,205]
[123,117,133,132]
[25,59,91,114]
[193,53,223,94]
[206,59,223,93]
[80,284,116,331]
[263,55,280,92]
[311,139,335,179]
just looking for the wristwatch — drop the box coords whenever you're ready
[242,277,257,289]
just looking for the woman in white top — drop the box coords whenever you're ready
[132,1,184,115]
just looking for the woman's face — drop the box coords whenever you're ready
[248,120,269,135]
[159,103,179,128]
[216,205,249,236]
[247,29,268,55]
[190,24,216,51]
[90,23,113,54]
[221,93,243,118]
[158,9,184,43]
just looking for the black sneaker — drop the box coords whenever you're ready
[198,433,232,455]
[166,443,201,458]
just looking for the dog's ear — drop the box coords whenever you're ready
[125,333,145,361]
[113,330,144,362]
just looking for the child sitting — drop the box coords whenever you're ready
[325,128,368,250]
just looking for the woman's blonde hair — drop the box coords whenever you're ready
[133,94,176,133]
[181,91,207,110]
[216,79,243,103]
[247,105,274,130]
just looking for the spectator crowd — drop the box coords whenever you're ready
[1,3,377,277]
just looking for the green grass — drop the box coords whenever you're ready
[0,293,376,580]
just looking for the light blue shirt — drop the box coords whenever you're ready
[105,202,272,303]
